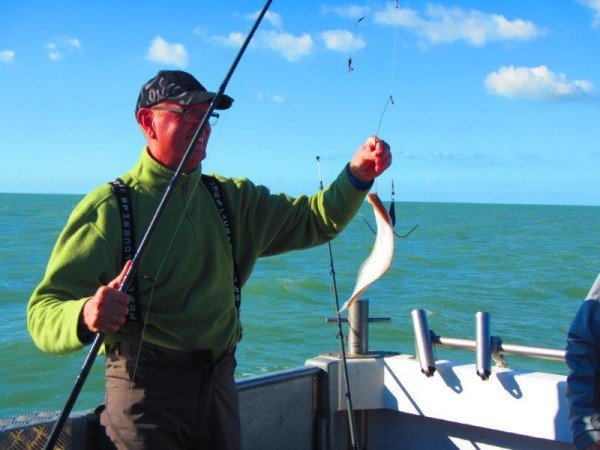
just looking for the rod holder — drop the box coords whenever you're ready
[476,311,491,380]
[326,298,390,357]
[411,309,436,377]
[348,299,369,355]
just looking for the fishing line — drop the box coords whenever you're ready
[389,16,398,102]
[361,187,419,238]
[126,85,242,406]
[375,3,399,138]
[127,47,264,429]
[127,25,263,416]
[126,181,199,409]
[315,156,360,450]
[368,4,421,239]
[210,53,256,149]
[375,95,394,137]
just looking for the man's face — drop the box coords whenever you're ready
[149,101,212,172]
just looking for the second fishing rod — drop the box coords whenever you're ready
[315,156,360,450]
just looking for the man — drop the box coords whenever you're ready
[27,69,392,449]
[566,273,600,450]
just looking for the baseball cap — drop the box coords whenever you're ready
[135,70,234,117]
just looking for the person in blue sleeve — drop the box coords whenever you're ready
[566,273,600,450]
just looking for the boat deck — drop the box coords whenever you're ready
[0,353,572,449]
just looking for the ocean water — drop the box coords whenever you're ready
[0,192,598,419]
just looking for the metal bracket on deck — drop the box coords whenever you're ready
[411,309,437,377]
[411,309,566,379]
[326,299,391,357]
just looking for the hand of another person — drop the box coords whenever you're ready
[349,135,392,183]
[82,261,132,334]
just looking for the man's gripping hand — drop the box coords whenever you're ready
[349,135,393,183]
[81,261,132,335]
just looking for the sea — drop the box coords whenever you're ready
[0,192,599,419]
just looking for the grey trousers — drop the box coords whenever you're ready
[99,340,240,450]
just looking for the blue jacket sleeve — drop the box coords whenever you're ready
[566,274,600,450]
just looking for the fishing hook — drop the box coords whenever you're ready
[361,180,419,238]
[362,216,419,238]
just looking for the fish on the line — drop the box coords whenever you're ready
[339,192,394,313]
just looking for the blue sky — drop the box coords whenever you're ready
[1,0,599,205]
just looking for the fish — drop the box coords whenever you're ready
[339,192,395,313]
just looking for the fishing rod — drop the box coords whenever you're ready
[315,156,360,450]
[44,1,273,448]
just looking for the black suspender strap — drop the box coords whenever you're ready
[201,175,242,313]
[108,178,142,324]
[108,175,239,322]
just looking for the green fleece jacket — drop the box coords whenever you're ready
[27,149,368,360]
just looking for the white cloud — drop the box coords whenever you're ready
[321,30,366,52]
[578,0,600,28]
[258,30,313,62]
[485,65,595,101]
[193,26,206,37]
[67,38,81,48]
[399,150,493,162]
[518,152,542,161]
[212,30,313,62]
[0,50,15,63]
[45,37,82,61]
[322,5,371,19]
[374,3,544,46]
[146,36,188,67]
[246,11,283,29]
[211,11,313,62]
[47,43,60,61]
[431,151,492,162]
[256,91,285,102]
[208,32,245,48]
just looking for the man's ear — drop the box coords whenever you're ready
[137,109,156,139]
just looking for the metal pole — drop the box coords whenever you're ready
[476,311,491,380]
[430,336,566,361]
[411,308,436,377]
[348,299,369,356]
[348,299,369,449]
